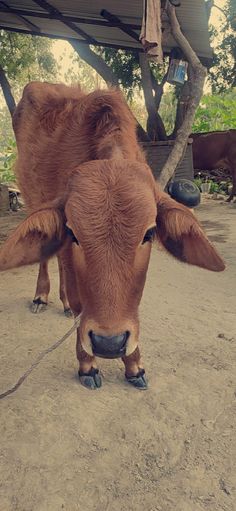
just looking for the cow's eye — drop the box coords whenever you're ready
[142,227,156,244]
[66,226,79,245]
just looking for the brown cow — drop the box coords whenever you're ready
[0,82,225,390]
[192,130,236,201]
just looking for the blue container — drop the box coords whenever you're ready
[167,59,188,85]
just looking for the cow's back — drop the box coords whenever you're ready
[13,82,143,212]
[13,82,88,211]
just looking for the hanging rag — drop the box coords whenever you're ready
[140,0,163,63]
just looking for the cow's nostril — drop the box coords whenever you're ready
[89,331,130,359]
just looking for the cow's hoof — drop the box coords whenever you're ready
[31,298,47,314]
[64,307,73,318]
[126,369,148,390]
[79,368,102,389]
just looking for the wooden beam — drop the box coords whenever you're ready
[0,22,212,68]
[0,25,145,52]
[32,0,98,44]
[0,4,141,29]
[0,1,40,31]
[100,9,140,42]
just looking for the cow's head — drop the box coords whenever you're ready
[0,160,225,358]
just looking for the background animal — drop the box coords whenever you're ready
[192,130,236,201]
[0,82,225,390]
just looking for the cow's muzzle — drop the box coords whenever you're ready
[89,331,129,359]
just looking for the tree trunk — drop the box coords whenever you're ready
[172,77,192,138]
[139,53,167,141]
[136,124,151,142]
[151,70,168,111]
[158,2,207,189]
[0,66,16,117]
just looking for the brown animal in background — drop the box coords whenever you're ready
[192,130,236,201]
[0,82,225,390]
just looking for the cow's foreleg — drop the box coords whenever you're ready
[31,260,50,313]
[76,331,102,389]
[57,255,72,317]
[226,189,236,202]
[122,347,147,389]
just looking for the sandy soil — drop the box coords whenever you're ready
[0,199,235,511]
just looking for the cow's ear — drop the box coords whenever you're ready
[156,191,225,272]
[0,208,67,271]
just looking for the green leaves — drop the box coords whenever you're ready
[98,48,141,99]
[192,90,236,133]
[0,31,57,89]
[0,138,17,183]
[208,0,236,92]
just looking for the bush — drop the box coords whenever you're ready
[194,176,228,195]
[194,177,202,191]
[0,139,17,183]
[209,181,219,194]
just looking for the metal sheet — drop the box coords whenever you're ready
[0,0,212,59]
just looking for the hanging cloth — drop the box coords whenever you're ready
[140,0,163,63]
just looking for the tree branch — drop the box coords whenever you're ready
[151,70,168,110]
[158,2,207,188]
[139,53,167,140]
[70,41,119,87]
[0,65,16,117]
[171,76,192,137]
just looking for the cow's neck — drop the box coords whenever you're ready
[96,128,135,161]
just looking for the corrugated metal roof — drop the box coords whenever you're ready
[0,0,212,61]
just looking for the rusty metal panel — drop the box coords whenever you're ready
[142,141,194,182]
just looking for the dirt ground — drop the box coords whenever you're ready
[0,199,235,511]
